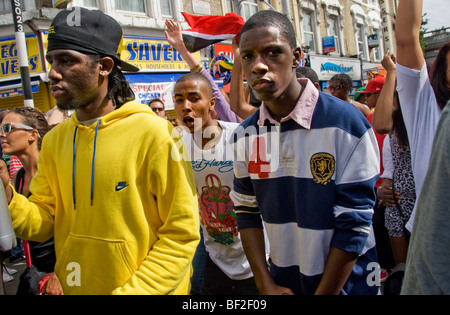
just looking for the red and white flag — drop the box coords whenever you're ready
[181,12,245,52]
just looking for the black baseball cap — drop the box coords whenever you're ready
[47,7,139,72]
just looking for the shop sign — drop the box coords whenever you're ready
[322,36,336,54]
[130,81,176,110]
[309,55,361,81]
[0,35,42,79]
[120,36,200,72]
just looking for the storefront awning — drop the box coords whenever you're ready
[0,74,43,98]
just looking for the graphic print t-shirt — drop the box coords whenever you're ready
[182,120,253,280]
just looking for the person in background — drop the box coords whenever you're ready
[0,107,59,295]
[230,10,380,295]
[148,98,168,119]
[328,73,371,117]
[0,7,199,295]
[173,72,261,294]
[360,74,396,282]
[353,87,368,106]
[395,0,450,294]
[394,0,448,233]
[371,52,416,294]
[165,18,241,293]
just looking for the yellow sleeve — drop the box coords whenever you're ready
[8,183,55,243]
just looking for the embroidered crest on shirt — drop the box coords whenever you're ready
[199,174,237,245]
[310,153,335,185]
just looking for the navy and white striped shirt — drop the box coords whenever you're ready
[230,80,380,295]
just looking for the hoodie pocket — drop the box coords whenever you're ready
[55,233,138,294]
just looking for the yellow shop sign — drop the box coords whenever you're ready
[120,37,198,72]
[0,35,42,79]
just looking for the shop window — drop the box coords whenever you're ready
[301,10,316,52]
[225,0,235,13]
[356,24,367,59]
[160,0,172,17]
[0,0,24,12]
[327,15,341,55]
[79,0,97,7]
[241,0,258,20]
[115,0,145,13]
[371,29,383,61]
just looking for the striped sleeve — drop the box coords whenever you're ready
[332,128,380,255]
[231,158,264,230]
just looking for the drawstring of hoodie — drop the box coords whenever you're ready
[72,126,78,209]
[72,120,102,209]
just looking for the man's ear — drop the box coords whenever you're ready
[209,97,216,112]
[99,56,115,76]
[293,47,302,68]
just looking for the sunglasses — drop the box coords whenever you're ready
[0,122,36,136]
[328,85,344,91]
[151,107,164,112]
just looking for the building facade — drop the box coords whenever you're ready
[0,0,397,113]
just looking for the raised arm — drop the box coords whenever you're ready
[230,38,257,119]
[395,0,424,70]
[165,20,239,123]
[372,51,397,134]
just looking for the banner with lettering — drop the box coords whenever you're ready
[309,55,362,81]
[120,36,200,72]
[0,34,42,79]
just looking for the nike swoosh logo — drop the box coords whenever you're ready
[115,183,129,191]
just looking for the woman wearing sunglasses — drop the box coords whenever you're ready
[0,107,59,295]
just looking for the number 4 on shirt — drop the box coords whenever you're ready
[248,136,270,179]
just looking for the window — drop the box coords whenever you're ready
[225,0,235,13]
[301,10,316,52]
[327,15,340,55]
[0,0,24,12]
[241,0,258,20]
[160,0,172,16]
[371,30,383,61]
[80,0,97,7]
[115,0,145,13]
[356,24,367,59]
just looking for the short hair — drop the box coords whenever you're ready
[239,10,297,49]
[175,73,214,98]
[330,73,353,92]
[296,67,319,84]
[148,98,165,109]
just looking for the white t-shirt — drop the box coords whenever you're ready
[381,135,393,180]
[182,120,253,280]
[396,62,442,231]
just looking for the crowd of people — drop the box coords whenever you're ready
[0,0,449,295]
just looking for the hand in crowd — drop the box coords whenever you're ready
[0,159,10,188]
[377,184,402,207]
[40,273,64,295]
[381,50,397,72]
[164,19,184,52]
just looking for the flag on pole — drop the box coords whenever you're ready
[181,12,245,52]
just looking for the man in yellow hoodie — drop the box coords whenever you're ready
[0,7,199,294]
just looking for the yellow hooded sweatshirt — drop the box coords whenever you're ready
[8,101,200,294]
